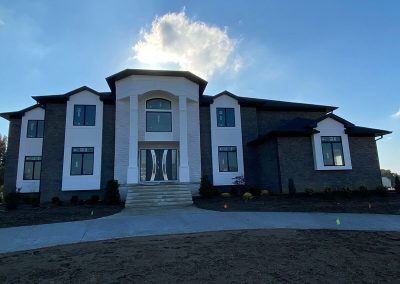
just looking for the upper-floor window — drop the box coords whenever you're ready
[321,136,344,166]
[218,146,238,172]
[217,108,235,127]
[146,99,172,132]
[23,156,41,180]
[27,120,44,138]
[70,147,94,175]
[73,105,96,126]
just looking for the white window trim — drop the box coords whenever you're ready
[312,118,352,171]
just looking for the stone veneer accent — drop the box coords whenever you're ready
[100,103,115,189]
[199,106,213,182]
[277,136,382,193]
[3,118,21,195]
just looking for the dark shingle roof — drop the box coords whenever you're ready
[106,69,208,95]
[32,86,114,104]
[201,91,337,112]
[249,114,391,146]
[0,104,43,120]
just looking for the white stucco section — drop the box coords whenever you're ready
[312,117,352,170]
[16,107,45,193]
[210,95,244,185]
[61,91,103,190]
[114,75,201,184]
[114,98,129,184]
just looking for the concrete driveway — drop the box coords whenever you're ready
[1,206,400,254]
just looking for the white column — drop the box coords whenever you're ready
[127,95,139,184]
[179,96,190,182]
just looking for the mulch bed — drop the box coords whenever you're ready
[0,204,124,228]
[0,229,399,283]
[194,192,400,214]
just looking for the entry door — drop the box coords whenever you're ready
[140,149,177,182]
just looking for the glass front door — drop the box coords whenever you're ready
[140,149,178,182]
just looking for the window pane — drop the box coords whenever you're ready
[33,161,41,180]
[24,161,34,180]
[216,108,225,127]
[71,153,82,175]
[146,112,172,132]
[85,105,96,126]
[322,143,334,166]
[146,99,171,110]
[332,143,344,166]
[218,151,228,172]
[36,121,44,138]
[74,105,85,126]
[228,151,238,172]
[27,121,37,138]
[225,108,235,127]
[82,153,94,175]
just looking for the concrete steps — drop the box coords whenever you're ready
[123,183,193,208]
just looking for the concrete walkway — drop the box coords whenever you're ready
[1,207,400,254]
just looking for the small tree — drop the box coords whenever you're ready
[395,175,400,193]
[104,180,120,205]
[0,134,7,187]
[199,175,213,198]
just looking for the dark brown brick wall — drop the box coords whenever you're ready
[3,118,21,195]
[277,136,382,193]
[200,106,213,182]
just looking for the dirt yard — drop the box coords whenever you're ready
[194,192,400,214]
[0,204,123,228]
[0,229,399,283]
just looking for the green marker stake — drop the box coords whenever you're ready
[91,210,94,216]
[336,218,340,225]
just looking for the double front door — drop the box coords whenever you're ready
[139,149,178,182]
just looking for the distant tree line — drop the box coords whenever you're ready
[381,169,399,186]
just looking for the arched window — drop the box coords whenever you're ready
[146,98,171,110]
[146,98,172,132]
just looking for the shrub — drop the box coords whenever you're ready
[304,187,314,196]
[359,185,369,197]
[341,186,352,198]
[376,185,387,196]
[70,195,79,205]
[104,180,120,205]
[260,189,269,198]
[90,195,100,204]
[30,198,40,207]
[242,192,254,201]
[51,196,63,206]
[0,185,3,203]
[5,192,19,210]
[232,176,245,186]
[324,187,333,199]
[249,187,261,196]
[288,179,296,196]
[199,175,213,198]
[221,192,231,198]
[395,175,400,194]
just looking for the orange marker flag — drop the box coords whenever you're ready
[223,203,228,209]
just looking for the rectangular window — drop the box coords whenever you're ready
[218,146,238,172]
[73,105,96,126]
[216,108,235,127]
[70,147,94,175]
[146,112,172,132]
[23,156,41,180]
[27,120,44,138]
[321,136,344,166]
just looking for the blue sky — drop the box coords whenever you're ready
[0,0,399,173]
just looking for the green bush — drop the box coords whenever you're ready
[51,196,63,206]
[376,185,387,196]
[90,195,100,204]
[5,192,18,210]
[199,175,214,198]
[104,180,120,205]
[304,187,314,196]
[324,187,333,198]
[288,179,296,196]
[70,195,79,205]
[395,175,400,194]
[342,186,352,198]
[359,185,369,197]
[260,189,269,198]
[242,192,254,201]
[221,192,231,198]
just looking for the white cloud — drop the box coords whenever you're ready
[132,11,239,79]
[391,109,400,118]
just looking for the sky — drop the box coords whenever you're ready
[0,0,399,173]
